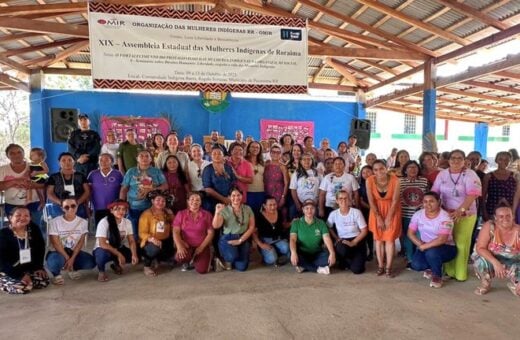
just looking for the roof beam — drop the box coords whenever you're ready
[297,0,434,57]
[0,56,31,75]
[366,84,423,107]
[439,88,520,106]
[359,59,399,76]
[436,96,520,115]
[43,41,89,67]
[434,0,509,31]
[308,82,357,93]
[0,38,87,58]
[378,103,491,124]
[463,80,520,95]
[324,58,360,87]
[0,17,89,37]
[0,32,41,43]
[495,71,520,80]
[356,0,470,46]
[308,45,427,61]
[0,73,29,92]
[42,68,91,76]
[0,3,87,16]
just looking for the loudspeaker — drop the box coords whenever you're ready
[51,108,78,142]
[350,118,371,150]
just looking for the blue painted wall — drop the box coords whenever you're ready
[30,89,358,172]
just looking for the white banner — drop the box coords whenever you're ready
[88,3,308,93]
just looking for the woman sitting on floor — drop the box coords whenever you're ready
[0,207,49,294]
[472,203,520,296]
[93,200,138,282]
[138,190,174,277]
[407,192,457,289]
[46,195,95,285]
[289,200,335,274]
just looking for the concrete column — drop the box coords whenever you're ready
[355,89,366,120]
[474,123,488,159]
[422,59,437,152]
[29,71,45,149]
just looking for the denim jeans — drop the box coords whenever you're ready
[142,239,174,267]
[128,208,144,242]
[292,249,330,272]
[259,237,290,265]
[93,246,132,272]
[218,233,251,271]
[46,250,95,276]
[411,244,457,278]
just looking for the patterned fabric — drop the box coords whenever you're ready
[0,272,49,295]
[485,172,516,217]
[264,163,285,205]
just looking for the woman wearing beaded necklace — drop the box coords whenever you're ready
[367,160,402,278]
[432,149,481,281]
[212,187,255,271]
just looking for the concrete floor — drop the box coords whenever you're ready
[1,258,519,340]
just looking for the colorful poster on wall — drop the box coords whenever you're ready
[101,116,171,143]
[88,2,307,93]
[260,119,314,144]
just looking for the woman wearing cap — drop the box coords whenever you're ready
[407,192,457,288]
[173,192,214,274]
[46,196,95,285]
[290,200,335,274]
[367,160,402,278]
[212,187,255,271]
[93,200,138,282]
[138,190,174,277]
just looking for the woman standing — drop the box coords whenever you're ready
[46,196,95,285]
[163,154,189,213]
[279,133,294,154]
[399,160,429,265]
[47,152,90,219]
[173,192,214,274]
[155,132,190,173]
[482,151,516,222]
[253,196,290,266]
[289,153,321,218]
[263,144,289,210]
[150,133,166,166]
[367,160,402,277]
[0,207,48,294]
[245,141,265,213]
[303,136,318,160]
[337,141,355,171]
[227,143,253,204]
[93,200,139,282]
[392,150,410,177]
[138,191,174,277]
[408,192,457,288]
[359,165,374,260]
[419,152,440,187]
[472,204,520,296]
[187,144,210,193]
[212,187,255,271]
[432,149,481,281]
[202,146,236,213]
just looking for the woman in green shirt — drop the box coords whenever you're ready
[212,187,255,271]
[290,200,335,274]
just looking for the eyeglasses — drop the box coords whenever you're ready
[271,150,281,154]
[63,204,77,210]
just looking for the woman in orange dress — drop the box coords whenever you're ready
[367,160,402,277]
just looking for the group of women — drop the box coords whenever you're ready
[0,139,519,298]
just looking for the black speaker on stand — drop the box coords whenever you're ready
[350,118,371,149]
[50,108,79,143]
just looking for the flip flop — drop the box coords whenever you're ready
[143,266,157,277]
[52,275,64,285]
[110,264,123,275]
[97,272,109,282]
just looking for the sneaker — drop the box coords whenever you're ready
[214,258,225,272]
[423,269,432,280]
[223,262,232,271]
[430,276,443,288]
[295,266,304,273]
[276,255,289,266]
[68,271,81,280]
[405,262,412,271]
[317,266,330,275]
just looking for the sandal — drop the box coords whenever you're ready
[52,275,64,285]
[474,278,491,296]
[376,267,385,276]
[507,282,519,297]
[110,263,123,275]
[143,266,157,277]
[68,271,81,280]
[385,267,394,278]
[97,272,109,282]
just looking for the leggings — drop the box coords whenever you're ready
[93,246,132,272]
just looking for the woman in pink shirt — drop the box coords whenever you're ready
[408,192,457,288]
[431,149,481,281]
[173,192,214,274]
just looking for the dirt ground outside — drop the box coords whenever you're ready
[1,257,519,340]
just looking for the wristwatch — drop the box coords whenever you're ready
[459,207,467,216]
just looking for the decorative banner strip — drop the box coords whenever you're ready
[88,2,308,93]
[100,116,171,143]
[260,119,314,144]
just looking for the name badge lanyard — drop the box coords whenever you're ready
[17,232,31,265]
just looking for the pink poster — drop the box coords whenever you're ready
[260,119,314,144]
[100,116,171,143]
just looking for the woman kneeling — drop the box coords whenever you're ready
[212,187,255,271]
[408,192,457,288]
[173,192,214,274]
[290,200,335,274]
[472,204,520,296]
[93,200,138,282]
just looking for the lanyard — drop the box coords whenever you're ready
[16,231,29,249]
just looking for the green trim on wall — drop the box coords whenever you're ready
[458,136,474,141]
[370,132,381,139]
[488,136,509,142]
[436,134,446,141]
[391,133,421,139]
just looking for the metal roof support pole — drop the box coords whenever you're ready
[422,59,437,153]
[29,70,46,150]
[474,123,488,160]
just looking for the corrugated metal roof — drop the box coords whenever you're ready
[67,54,90,63]
[308,30,328,41]
[428,9,466,30]
[307,57,323,68]
[329,1,364,17]
[377,18,412,36]
[487,0,520,21]
[456,0,495,11]
[451,20,488,39]
[318,14,344,27]
[272,0,297,12]
[423,37,452,51]
[355,8,386,26]
[400,0,444,21]
[400,29,431,44]
[320,69,342,78]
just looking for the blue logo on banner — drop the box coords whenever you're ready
[280,29,302,41]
